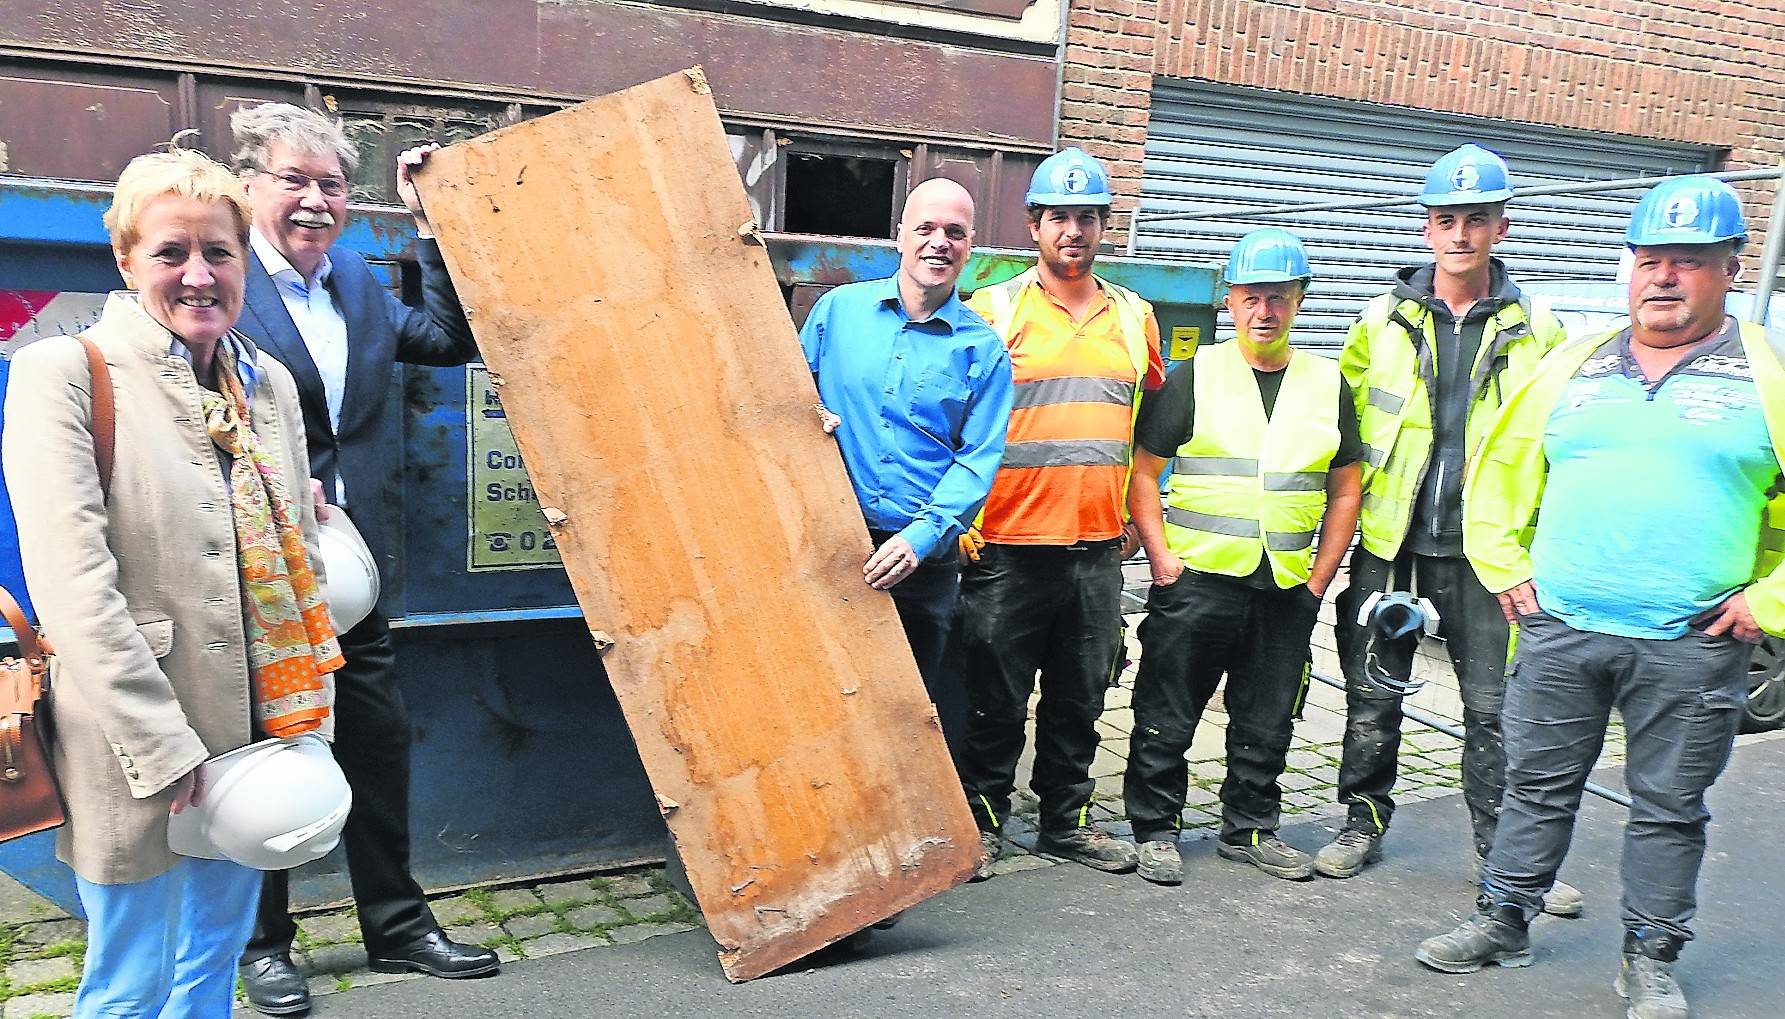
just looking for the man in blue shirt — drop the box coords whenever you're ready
[799,177,1014,748]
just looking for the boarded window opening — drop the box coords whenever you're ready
[784,152,896,239]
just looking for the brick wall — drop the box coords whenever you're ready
[1061,0,1785,255]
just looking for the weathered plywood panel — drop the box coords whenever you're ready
[415,69,978,981]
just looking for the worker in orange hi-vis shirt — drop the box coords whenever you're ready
[958,147,1166,881]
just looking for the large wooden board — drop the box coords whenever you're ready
[415,69,978,981]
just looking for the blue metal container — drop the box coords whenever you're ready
[0,184,1221,916]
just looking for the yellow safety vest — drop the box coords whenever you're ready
[1164,340,1342,588]
[1464,319,1785,637]
[1340,293,1566,560]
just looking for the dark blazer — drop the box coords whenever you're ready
[239,239,478,584]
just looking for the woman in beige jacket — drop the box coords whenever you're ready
[2,149,341,1017]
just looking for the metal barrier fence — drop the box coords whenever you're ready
[1129,164,1785,327]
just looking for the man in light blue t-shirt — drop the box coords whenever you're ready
[1532,322,1775,638]
[1417,175,1781,1019]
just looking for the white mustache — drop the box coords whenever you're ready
[290,212,336,228]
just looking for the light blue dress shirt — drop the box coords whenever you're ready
[250,229,348,502]
[800,276,1014,560]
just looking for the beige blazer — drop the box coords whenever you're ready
[2,294,329,884]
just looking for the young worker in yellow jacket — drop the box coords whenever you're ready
[1321,146,1575,914]
[1416,175,1782,1019]
[1121,229,1362,885]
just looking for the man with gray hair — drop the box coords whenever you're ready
[229,102,494,1015]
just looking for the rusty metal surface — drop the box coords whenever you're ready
[415,69,979,982]
[0,0,1055,146]
[0,63,179,180]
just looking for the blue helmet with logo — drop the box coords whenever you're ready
[1626,175,1748,252]
[1418,144,1514,208]
[1026,148,1114,207]
[1224,228,1313,286]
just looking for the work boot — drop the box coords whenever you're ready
[1473,852,1584,917]
[1542,880,1585,917]
[1215,830,1315,880]
[1035,826,1139,873]
[1414,896,1533,973]
[1136,840,1183,885]
[972,829,1002,882]
[1314,826,1383,879]
[1615,930,1689,1019]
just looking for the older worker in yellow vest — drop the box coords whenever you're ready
[1121,229,1363,885]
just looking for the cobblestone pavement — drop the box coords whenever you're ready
[0,563,1642,1016]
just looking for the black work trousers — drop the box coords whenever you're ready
[1124,570,1319,843]
[872,530,966,750]
[956,541,1124,835]
[243,607,437,962]
[1333,549,1509,855]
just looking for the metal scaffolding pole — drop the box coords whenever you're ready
[1751,160,1785,326]
[1120,586,1634,808]
[1304,670,1634,808]
[1126,164,1785,257]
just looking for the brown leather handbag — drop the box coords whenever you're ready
[0,335,113,842]
[0,586,62,841]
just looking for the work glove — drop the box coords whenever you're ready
[958,526,986,563]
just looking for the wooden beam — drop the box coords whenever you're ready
[415,67,978,982]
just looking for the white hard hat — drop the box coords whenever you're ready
[317,511,379,632]
[168,733,353,871]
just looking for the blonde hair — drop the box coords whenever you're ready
[230,102,359,177]
[104,149,252,254]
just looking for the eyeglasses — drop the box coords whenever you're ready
[255,168,350,198]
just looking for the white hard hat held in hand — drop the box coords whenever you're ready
[167,734,352,871]
[317,511,380,632]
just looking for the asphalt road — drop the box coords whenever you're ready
[334,734,1783,1018]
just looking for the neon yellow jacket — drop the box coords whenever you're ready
[1340,289,1566,559]
[1462,319,1785,637]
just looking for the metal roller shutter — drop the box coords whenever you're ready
[1134,79,1716,347]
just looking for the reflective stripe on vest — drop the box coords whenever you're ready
[977,268,1153,479]
[1366,387,1405,414]
[1001,438,1132,469]
[1164,340,1342,587]
[1010,375,1136,411]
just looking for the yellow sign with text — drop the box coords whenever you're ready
[467,366,564,571]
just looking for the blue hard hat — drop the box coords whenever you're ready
[1418,144,1514,207]
[1224,228,1313,286]
[1026,148,1114,207]
[1626,175,1748,251]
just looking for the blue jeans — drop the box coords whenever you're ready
[75,857,262,1018]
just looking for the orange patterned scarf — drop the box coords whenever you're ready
[199,340,342,737]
